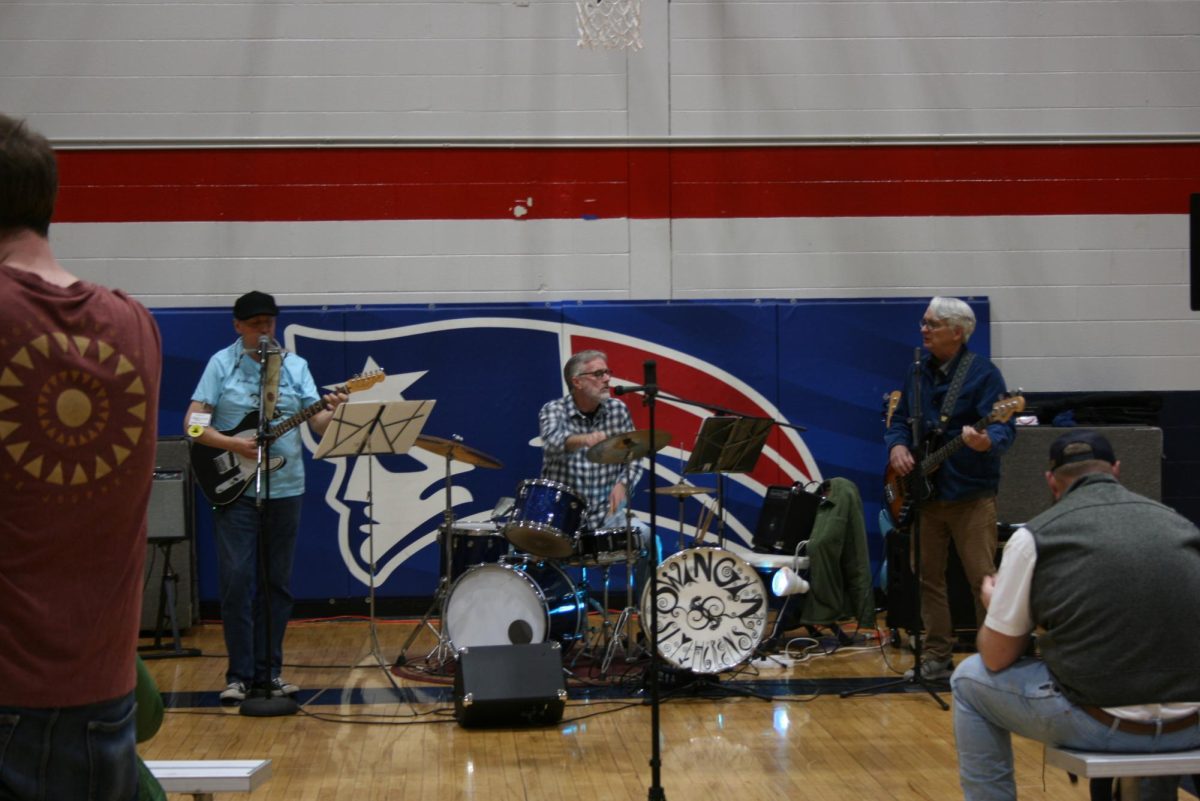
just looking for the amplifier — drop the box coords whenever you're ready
[752,484,820,554]
[454,643,566,728]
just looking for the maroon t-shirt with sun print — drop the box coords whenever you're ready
[0,263,162,708]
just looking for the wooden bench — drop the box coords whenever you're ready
[145,759,271,800]
[1045,747,1200,801]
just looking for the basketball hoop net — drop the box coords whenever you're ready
[576,0,643,50]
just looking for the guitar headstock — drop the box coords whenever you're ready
[883,390,901,427]
[343,369,386,394]
[989,392,1026,424]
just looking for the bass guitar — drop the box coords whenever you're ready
[191,370,386,506]
[882,393,1025,527]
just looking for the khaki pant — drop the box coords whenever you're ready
[914,496,998,662]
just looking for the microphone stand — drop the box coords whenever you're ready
[840,347,947,709]
[240,338,298,718]
[619,361,666,801]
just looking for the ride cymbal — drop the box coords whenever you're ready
[586,429,671,464]
[654,483,715,498]
[414,435,503,469]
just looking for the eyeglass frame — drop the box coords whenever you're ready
[575,368,613,380]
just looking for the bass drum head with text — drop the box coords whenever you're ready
[640,547,768,674]
[443,559,583,652]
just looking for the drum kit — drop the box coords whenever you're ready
[396,429,771,677]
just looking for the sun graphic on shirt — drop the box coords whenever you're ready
[0,331,148,491]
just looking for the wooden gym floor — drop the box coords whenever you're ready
[139,615,1092,801]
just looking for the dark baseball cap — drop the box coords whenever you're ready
[233,290,279,320]
[1048,429,1116,470]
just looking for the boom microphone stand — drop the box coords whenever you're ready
[616,360,667,801]
[840,347,948,709]
[240,337,298,718]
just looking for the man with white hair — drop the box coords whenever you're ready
[884,297,1016,680]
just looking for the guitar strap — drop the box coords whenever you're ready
[262,351,283,422]
[938,351,975,426]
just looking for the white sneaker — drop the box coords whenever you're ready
[270,677,299,696]
[904,658,953,681]
[220,681,247,703]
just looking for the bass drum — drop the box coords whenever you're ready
[640,547,768,674]
[443,558,584,652]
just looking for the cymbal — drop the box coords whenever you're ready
[586,429,671,464]
[654,483,715,498]
[414,435,503,470]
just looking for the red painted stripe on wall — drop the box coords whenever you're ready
[53,143,1200,223]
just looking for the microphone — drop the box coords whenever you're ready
[612,360,658,398]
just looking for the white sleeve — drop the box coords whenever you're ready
[983,527,1037,637]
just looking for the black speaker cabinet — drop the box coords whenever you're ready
[997,426,1161,525]
[454,643,566,728]
[140,438,196,634]
[753,484,820,553]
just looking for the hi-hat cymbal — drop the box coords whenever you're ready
[586,429,671,464]
[654,483,715,498]
[414,435,503,469]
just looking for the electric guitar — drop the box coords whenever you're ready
[190,370,386,506]
[882,393,1025,527]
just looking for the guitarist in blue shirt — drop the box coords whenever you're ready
[184,291,346,703]
[884,297,1017,681]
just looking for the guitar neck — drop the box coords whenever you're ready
[919,413,992,474]
[266,384,347,441]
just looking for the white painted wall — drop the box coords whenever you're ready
[3,0,1200,391]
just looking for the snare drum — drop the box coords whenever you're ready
[440,522,510,581]
[570,526,643,566]
[640,547,768,674]
[443,557,584,652]
[503,479,585,558]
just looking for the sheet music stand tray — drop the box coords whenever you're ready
[682,416,773,547]
[314,399,435,668]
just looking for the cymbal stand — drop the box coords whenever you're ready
[601,459,648,674]
[394,449,459,668]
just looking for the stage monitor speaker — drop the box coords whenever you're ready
[753,484,820,554]
[454,643,566,728]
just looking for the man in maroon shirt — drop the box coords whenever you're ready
[0,114,162,800]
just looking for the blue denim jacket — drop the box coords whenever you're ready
[883,346,1016,501]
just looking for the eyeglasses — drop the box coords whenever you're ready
[919,318,947,331]
[577,368,613,380]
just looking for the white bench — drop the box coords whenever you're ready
[145,759,271,801]
[1045,747,1200,801]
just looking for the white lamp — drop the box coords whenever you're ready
[771,565,810,597]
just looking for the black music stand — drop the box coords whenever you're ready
[682,416,773,547]
[314,399,435,669]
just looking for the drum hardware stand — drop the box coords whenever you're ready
[840,348,949,709]
[600,466,650,674]
[395,444,462,668]
[312,399,435,674]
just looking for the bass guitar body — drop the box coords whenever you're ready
[191,415,287,506]
[882,461,933,529]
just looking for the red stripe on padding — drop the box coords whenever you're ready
[53,143,1200,223]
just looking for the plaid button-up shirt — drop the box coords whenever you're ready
[539,393,645,530]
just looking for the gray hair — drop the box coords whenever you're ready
[927,296,977,341]
[563,349,607,384]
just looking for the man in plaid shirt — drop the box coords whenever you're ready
[539,349,645,531]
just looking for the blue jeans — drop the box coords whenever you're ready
[214,494,302,686]
[0,692,137,801]
[951,655,1200,801]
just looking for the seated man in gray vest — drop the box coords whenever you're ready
[951,429,1200,801]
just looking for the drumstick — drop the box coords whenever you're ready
[694,502,716,545]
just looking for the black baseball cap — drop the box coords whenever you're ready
[233,291,279,320]
[1048,429,1116,470]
